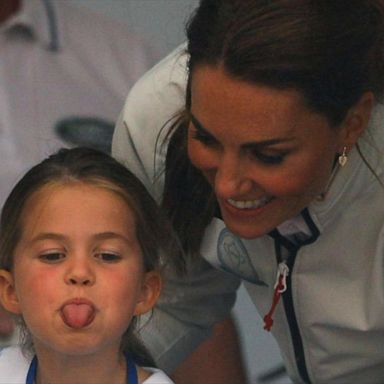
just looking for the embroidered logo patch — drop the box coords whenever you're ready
[217,228,267,285]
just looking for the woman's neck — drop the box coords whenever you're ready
[34,347,127,384]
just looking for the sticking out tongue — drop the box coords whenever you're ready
[61,303,95,329]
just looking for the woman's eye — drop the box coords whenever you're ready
[96,252,122,263]
[39,252,65,263]
[251,150,287,165]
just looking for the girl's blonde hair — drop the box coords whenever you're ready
[0,147,181,365]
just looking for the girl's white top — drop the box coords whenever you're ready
[0,346,174,384]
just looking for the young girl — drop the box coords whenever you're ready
[0,147,176,384]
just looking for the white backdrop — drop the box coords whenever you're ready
[68,1,289,383]
[67,0,197,57]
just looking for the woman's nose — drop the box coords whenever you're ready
[65,257,95,286]
[214,155,253,198]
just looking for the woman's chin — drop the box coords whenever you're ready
[223,219,273,239]
[219,202,278,238]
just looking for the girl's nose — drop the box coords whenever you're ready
[65,257,95,286]
[68,275,93,286]
[214,155,253,198]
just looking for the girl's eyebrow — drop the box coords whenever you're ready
[189,113,296,149]
[93,232,134,244]
[29,233,67,243]
[28,232,133,244]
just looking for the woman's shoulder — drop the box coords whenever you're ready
[112,44,189,197]
[142,367,175,383]
[120,43,189,127]
[0,346,31,383]
[357,103,384,180]
[129,43,188,98]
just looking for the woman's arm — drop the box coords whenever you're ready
[112,44,189,201]
[112,45,245,379]
[171,316,248,384]
[139,257,241,373]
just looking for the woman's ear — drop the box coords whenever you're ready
[0,270,21,315]
[338,91,374,150]
[134,271,162,316]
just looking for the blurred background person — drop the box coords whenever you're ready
[0,0,157,340]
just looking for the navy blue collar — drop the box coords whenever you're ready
[26,354,138,384]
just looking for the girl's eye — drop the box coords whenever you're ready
[39,252,65,263]
[95,252,122,263]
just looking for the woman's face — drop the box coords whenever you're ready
[188,65,346,238]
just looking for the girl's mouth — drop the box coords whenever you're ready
[61,299,96,329]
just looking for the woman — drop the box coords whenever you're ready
[113,1,384,383]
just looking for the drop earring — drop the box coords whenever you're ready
[317,146,348,201]
[338,147,348,167]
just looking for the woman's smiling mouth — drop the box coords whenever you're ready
[227,196,274,210]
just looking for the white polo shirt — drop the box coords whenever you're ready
[0,346,175,383]
[0,0,156,204]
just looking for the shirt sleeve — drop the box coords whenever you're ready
[140,258,241,373]
[112,44,241,374]
[112,43,189,201]
[142,367,175,383]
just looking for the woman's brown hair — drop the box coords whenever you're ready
[162,0,384,257]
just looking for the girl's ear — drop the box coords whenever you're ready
[338,91,374,150]
[0,270,21,315]
[134,271,162,316]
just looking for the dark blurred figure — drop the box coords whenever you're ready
[0,0,156,340]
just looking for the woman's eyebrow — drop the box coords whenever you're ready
[190,113,295,149]
[190,113,213,136]
[243,137,295,150]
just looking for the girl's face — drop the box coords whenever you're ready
[1,182,160,357]
[188,65,350,238]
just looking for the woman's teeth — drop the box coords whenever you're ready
[227,196,272,209]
